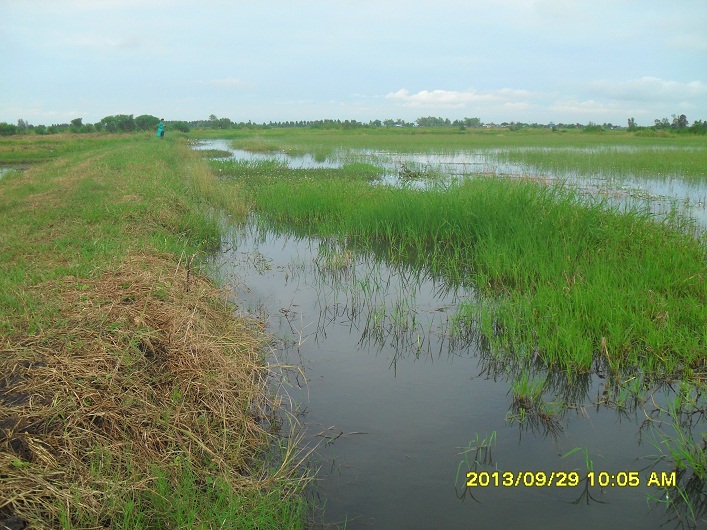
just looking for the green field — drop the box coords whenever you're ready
[1,127,705,527]
[205,128,706,381]
[203,127,706,508]
[197,126,707,179]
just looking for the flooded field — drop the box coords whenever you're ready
[193,139,707,231]
[195,137,706,529]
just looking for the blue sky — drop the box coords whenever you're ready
[2,0,706,126]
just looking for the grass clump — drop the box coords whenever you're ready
[493,144,707,180]
[214,135,706,382]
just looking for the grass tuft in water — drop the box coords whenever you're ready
[226,165,705,380]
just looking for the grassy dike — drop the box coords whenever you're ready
[0,134,306,528]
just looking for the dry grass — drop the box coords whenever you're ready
[0,251,286,527]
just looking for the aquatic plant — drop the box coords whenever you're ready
[229,166,705,381]
[492,144,707,180]
[194,128,706,527]
[455,432,497,490]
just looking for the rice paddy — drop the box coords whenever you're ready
[206,134,705,380]
[1,128,703,528]
[196,128,706,528]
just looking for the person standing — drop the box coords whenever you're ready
[156,118,165,138]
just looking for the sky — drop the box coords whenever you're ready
[2,0,706,127]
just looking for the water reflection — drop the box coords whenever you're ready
[208,218,705,529]
[192,139,342,169]
[0,167,20,180]
[196,139,707,231]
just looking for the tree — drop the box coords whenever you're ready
[583,122,604,133]
[100,115,119,132]
[171,121,190,132]
[689,120,706,134]
[0,123,19,136]
[463,117,482,128]
[135,114,160,131]
[672,114,688,129]
[115,114,136,132]
[417,116,457,127]
[627,117,636,130]
[70,118,84,133]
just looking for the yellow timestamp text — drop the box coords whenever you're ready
[465,470,677,488]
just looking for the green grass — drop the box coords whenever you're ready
[199,126,706,498]
[649,383,707,481]
[0,136,221,333]
[0,133,121,164]
[207,130,706,382]
[493,144,707,180]
[195,126,707,179]
[0,133,306,529]
[74,457,305,530]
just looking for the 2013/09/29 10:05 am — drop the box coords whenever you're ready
[465,470,677,488]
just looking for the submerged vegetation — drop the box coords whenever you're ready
[0,134,307,528]
[209,125,707,180]
[203,127,706,525]
[210,133,706,381]
[1,126,704,527]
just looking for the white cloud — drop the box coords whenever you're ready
[549,98,618,116]
[382,78,707,124]
[502,101,536,111]
[2,2,705,124]
[0,104,85,124]
[385,88,539,108]
[530,77,707,124]
[54,0,172,9]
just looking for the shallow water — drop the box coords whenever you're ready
[194,139,707,230]
[193,139,342,169]
[196,140,705,528]
[208,222,702,529]
[0,167,18,180]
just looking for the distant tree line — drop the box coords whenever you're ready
[627,114,706,134]
[0,114,190,136]
[197,115,534,130]
[2,113,705,136]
